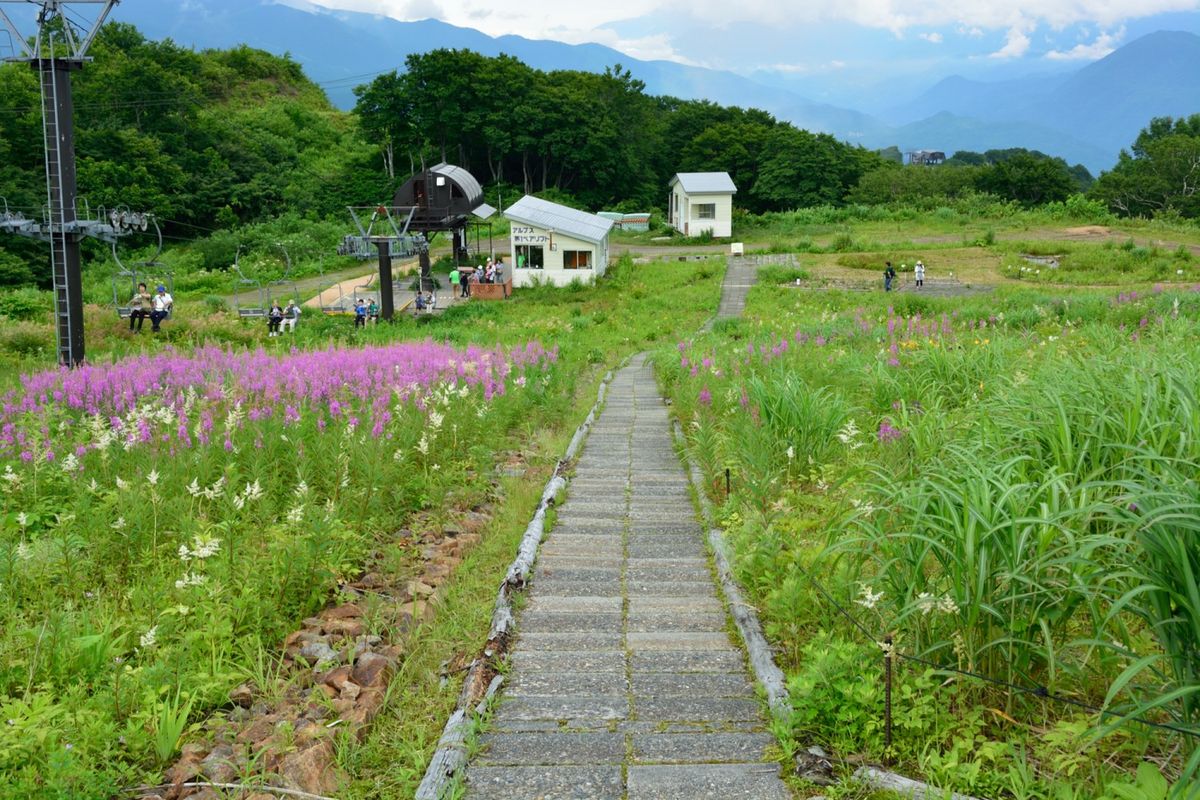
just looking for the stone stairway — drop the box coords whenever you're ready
[463,354,788,799]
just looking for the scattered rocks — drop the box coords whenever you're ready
[158,500,498,799]
[794,744,835,786]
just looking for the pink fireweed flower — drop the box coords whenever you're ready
[698,387,712,406]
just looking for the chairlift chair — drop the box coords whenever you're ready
[314,260,349,314]
[266,243,301,309]
[352,273,377,305]
[111,215,173,320]
[231,246,267,318]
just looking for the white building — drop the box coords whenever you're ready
[668,172,737,238]
[505,196,613,288]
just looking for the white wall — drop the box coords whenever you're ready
[679,191,733,238]
[510,225,609,288]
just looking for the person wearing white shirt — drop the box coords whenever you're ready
[914,260,926,288]
[150,285,173,332]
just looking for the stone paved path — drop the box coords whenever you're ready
[464,355,789,799]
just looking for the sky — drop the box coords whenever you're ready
[281,0,1200,72]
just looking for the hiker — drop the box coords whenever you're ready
[460,269,470,298]
[494,258,504,284]
[914,260,925,289]
[367,298,379,324]
[485,259,495,284]
[267,302,283,337]
[883,261,896,292]
[150,284,173,332]
[128,282,151,333]
[353,299,367,328]
[449,267,459,296]
[282,300,300,333]
[427,292,436,312]
[414,293,426,313]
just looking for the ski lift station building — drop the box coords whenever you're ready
[505,196,613,287]
[667,172,737,238]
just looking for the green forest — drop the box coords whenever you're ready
[1,23,1199,290]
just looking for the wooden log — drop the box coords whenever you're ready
[854,767,983,800]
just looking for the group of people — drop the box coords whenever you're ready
[449,258,505,299]
[127,283,174,333]
[413,292,437,313]
[883,260,926,292]
[353,297,380,327]
[266,301,301,336]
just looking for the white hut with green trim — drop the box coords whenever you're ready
[506,196,613,287]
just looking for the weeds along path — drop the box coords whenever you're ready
[461,354,788,799]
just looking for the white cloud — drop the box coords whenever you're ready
[989,23,1032,58]
[1045,26,1125,59]
[919,31,943,43]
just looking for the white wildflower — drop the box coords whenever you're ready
[59,453,79,473]
[147,469,159,487]
[15,512,28,528]
[115,476,129,491]
[111,517,126,531]
[88,478,99,493]
[416,433,430,456]
[233,495,245,511]
[174,572,206,589]
[393,449,404,462]
[514,376,527,388]
[186,478,201,497]
[15,541,32,561]
[178,543,191,561]
[937,596,960,614]
[174,605,190,616]
[285,506,304,525]
[878,639,895,657]
[836,419,864,449]
[916,592,937,615]
[855,584,884,610]
[786,446,795,461]
[243,479,263,502]
[428,410,444,430]
[139,626,158,649]
[293,480,309,497]
[189,535,220,560]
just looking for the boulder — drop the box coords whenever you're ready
[352,652,393,688]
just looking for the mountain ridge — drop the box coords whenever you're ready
[106,1,1200,173]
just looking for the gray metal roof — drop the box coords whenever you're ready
[473,203,496,220]
[504,195,614,244]
[431,162,484,206]
[670,172,737,194]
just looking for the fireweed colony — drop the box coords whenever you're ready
[0,339,555,792]
[661,286,1200,797]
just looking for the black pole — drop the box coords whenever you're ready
[374,239,394,322]
[37,58,85,367]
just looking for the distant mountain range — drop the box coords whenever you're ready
[111,0,1200,174]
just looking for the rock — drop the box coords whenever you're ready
[279,741,338,795]
[398,601,432,627]
[302,616,325,629]
[352,652,392,688]
[237,718,276,746]
[351,635,384,660]
[325,618,365,638]
[318,684,337,699]
[164,746,204,785]
[199,743,238,784]
[459,532,481,548]
[299,641,339,668]
[408,580,436,598]
[322,665,353,690]
[229,682,255,708]
[324,603,363,619]
[340,682,361,701]
[424,563,450,581]
[794,745,836,786]
[332,698,356,716]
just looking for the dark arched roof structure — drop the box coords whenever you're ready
[392,162,485,231]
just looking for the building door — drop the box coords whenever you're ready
[414,179,427,207]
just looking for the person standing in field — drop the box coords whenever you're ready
[354,299,367,328]
[460,269,470,298]
[449,267,459,297]
[884,262,896,292]
[914,260,925,288]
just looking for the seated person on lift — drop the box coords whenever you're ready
[128,282,152,333]
[150,284,173,332]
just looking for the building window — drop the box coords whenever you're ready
[516,245,544,269]
[563,250,592,269]
[694,203,716,220]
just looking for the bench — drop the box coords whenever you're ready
[118,307,172,320]
[237,308,267,319]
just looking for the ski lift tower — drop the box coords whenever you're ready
[0,0,119,366]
